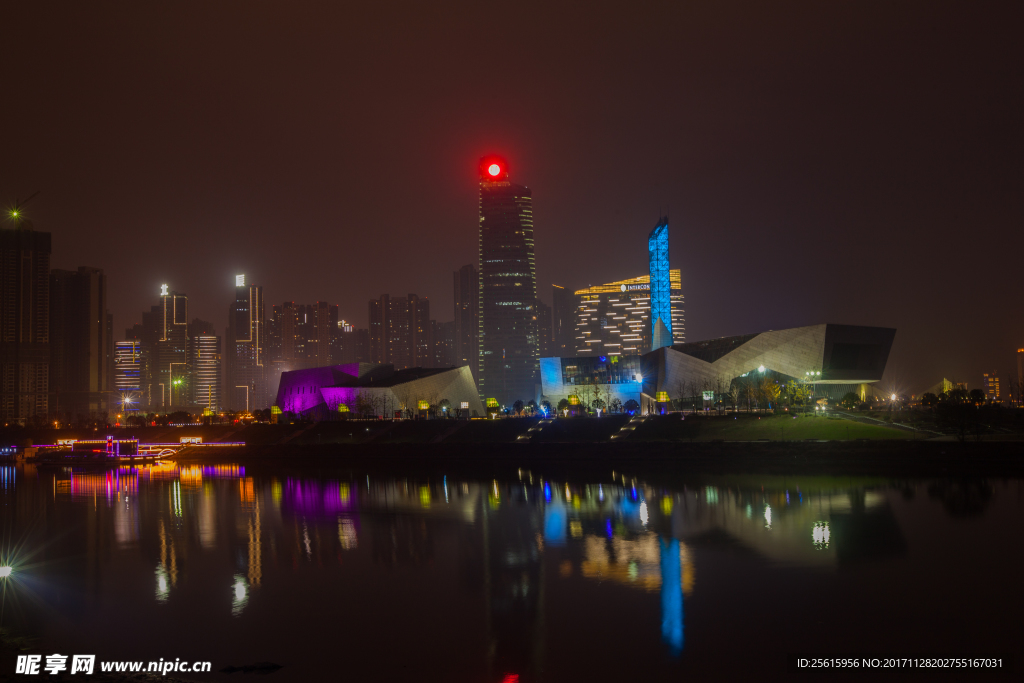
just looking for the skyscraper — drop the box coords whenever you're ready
[454,264,479,380]
[536,300,552,358]
[49,266,111,420]
[138,284,189,410]
[0,217,50,423]
[113,340,144,401]
[225,275,265,411]
[478,156,538,405]
[648,216,672,350]
[982,372,1001,403]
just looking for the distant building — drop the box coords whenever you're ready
[574,271,684,357]
[113,340,144,405]
[337,321,370,365]
[453,264,479,380]
[982,372,1001,402]
[0,219,51,423]
[139,285,189,410]
[190,334,221,412]
[369,294,431,369]
[478,156,538,405]
[49,267,112,420]
[551,284,574,357]
[1018,348,1023,388]
[225,276,266,411]
[432,319,455,367]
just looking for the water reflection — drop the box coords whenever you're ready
[2,462,1021,681]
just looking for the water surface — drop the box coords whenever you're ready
[0,460,1021,681]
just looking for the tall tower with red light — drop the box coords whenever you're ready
[477,156,538,405]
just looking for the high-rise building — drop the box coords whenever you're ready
[338,322,370,364]
[432,319,455,367]
[137,284,189,410]
[982,372,1001,403]
[648,216,672,349]
[49,267,111,420]
[0,218,50,423]
[454,264,479,379]
[477,156,538,405]
[311,301,338,367]
[190,334,221,412]
[551,284,575,357]
[113,340,144,405]
[369,294,430,369]
[225,275,265,412]
[573,271,685,357]
[1017,348,1023,388]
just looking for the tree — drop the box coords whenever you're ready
[592,398,606,413]
[557,398,570,414]
[513,399,524,415]
[541,400,552,415]
[969,388,986,406]
[526,399,537,416]
[609,397,622,414]
[623,399,639,414]
[438,398,451,418]
[761,378,781,412]
[919,392,938,407]
[838,391,858,409]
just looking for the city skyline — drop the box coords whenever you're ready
[2,1,1021,395]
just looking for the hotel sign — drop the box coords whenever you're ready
[620,284,650,292]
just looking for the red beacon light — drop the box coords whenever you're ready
[479,155,508,180]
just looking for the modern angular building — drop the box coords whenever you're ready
[541,323,896,412]
[274,362,483,420]
[225,275,266,411]
[138,285,189,410]
[574,271,685,357]
[0,218,50,423]
[477,156,538,406]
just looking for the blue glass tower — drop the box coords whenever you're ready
[648,217,672,349]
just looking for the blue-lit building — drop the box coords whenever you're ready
[648,216,672,349]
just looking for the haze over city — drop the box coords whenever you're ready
[3,0,1020,394]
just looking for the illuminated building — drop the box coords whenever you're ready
[137,284,189,410]
[114,340,144,396]
[574,271,684,357]
[274,362,483,419]
[50,266,112,419]
[536,300,552,357]
[190,334,221,412]
[453,264,479,381]
[1018,348,1023,389]
[432,319,455,367]
[541,324,896,411]
[225,275,266,411]
[0,218,50,422]
[478,156,538,405]
[648,216,672,349]
[982,372,1001,403]
[369,294,431,369]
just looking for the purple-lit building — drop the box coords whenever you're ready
[274,362,483,419]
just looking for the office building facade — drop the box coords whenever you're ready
[114,340,144,404]
[551,284,575,357]
[0,221,50,423]
[369,293,431,369]
[477,156,538,405]
[574,271,684,357]
[191,334,221,412]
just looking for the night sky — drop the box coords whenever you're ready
[3,1,1020,393]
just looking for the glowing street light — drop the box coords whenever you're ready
[890,393,897,402]
[0,566,11,578]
